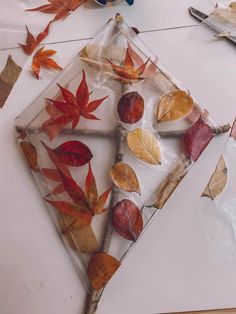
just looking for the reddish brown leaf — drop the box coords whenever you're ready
[42,168,61,181]
[112,199,143,241]
[93,188,112,215]
[183,117,214,161]
[117,91,144,124]
[32,47,62,79]
[52,183,65,195]
[85,162,98,209]
[20,142,38,171]
[87,253,121,290]
[54,140,93,167]
[76,70,89,108]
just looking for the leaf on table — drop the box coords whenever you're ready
[117,91,144,124]
[87,253,121,290]
[202,156,227,200]
[156,90,193,122]
[183,117,214,161]
[110,162,140,193]
[20,141,38,171]
[112,199,143,241]
[127,128,161,165]
[19,23,51,55]
[41,70,109,139]
[53,140,93,167]
[0,55,22,108]
[32,47,62,79]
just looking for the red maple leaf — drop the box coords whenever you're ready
[41,70,109,139]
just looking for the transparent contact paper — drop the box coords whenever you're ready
[15,15,230,314]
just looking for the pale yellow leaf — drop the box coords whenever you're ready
[127,128,161,165]
[230,1,236,9]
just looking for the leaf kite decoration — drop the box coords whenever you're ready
[41,70,109,139]
[156,90,193,122]
[107,46,150,83]
[183,117,214,161]
[0,55,22,108]
[127,128,161,165]
[202,156,227,200]
[20,142,38,171]
[26,0,86,22]
[19,23,51,55]
[117,91,144,124]
[110,162,140,193]
[87,253,121,290]
[112,199,143,241]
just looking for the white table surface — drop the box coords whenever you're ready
[1,1,236,314]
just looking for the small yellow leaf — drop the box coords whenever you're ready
[156,90,193,122]
[127,128,161,165]
[110,162,140,193]
[230,2,236,9]
[202,156,227,200]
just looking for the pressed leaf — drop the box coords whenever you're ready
[0,55,22,108]
[202,156,227,200]
[230,2,236,9]
[230,118,236,139]
[52,183,65,195]
[127,128,161,165]
[112,199,143,241]
[183,117,214,161]
[87,253,121,290]
[54,140,93,167]
[42,168,61,181]
[20,142,38,171]
[110,162,140,193]
[117,91,144,124]
[93,188,112,215]
[85,162,98,209]
[156,90,193,122]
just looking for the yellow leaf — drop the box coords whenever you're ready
[127,128,161,165]
[230,1,236,9]
[156,90,193,122]
[202,156,227,200]
[110,162,140,193]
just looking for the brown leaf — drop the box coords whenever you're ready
[127,128,161,165]
[156,90,193,122]
[0,55,22,108]
[202,156,227,200]
[230,2,236,9]
[117,91,144,124]
[87,253,121,290]
[20,141,38,171]
[110,162,140,193]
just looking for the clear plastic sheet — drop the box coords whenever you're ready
[15,14,225,313]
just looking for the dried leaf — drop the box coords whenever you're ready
[156,90,193,122]
[0,55,22,108]
[54,140,93,167]
[127,128,161,165]
[87,253,121,290]
[183,117,214,161]
[110,162,140,193]
[32,47,62,79]
[93,188,112,215]
[202,156,227,200]
[42,168,61,181]
[85,162,98,209]
[20,142,38,171]
[230,118,236,139]
[112,199,143,241]
[230,2,236,9]
[52,183,65,195]
[117,91,144,124]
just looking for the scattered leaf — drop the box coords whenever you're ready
[54,140,93,167]
[183,117,214,161]
[87,253,121,290]
[127,128,161,165]
[112,199,143,241]
[20,142,38,171]
[117,91,144,124]
[0,55,22,108]
[110,162,140,193]
[156,90,193,122]
[32,47,62,79]
[202,156,227,200]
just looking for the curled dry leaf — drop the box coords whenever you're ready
[20,142,38,171]
[202,156,227,200]
[183,117,214,161]
[112,199,143,241]
[87,253,121,290]
[156,90,193,122]
[110,162,140,193]
[117,91,144,124]
[127,128,161,165]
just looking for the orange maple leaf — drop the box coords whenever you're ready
[31,47,63,79]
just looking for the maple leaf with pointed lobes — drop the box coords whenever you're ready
[107,46,150,83]
[41,70,109,139]
[32,47,63,79]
